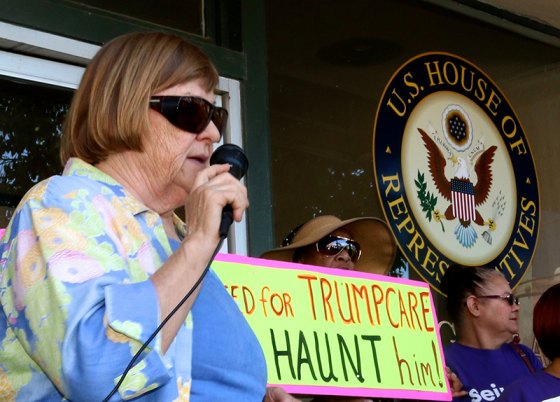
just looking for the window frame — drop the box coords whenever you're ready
[0,22,248,255]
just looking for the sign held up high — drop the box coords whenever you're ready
[213,253,451,401]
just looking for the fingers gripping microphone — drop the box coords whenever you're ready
[209,143,249,238]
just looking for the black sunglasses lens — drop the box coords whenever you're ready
[317,236,361,261]
[318,237,344,255]
[212,108,229,134]
[177,97,228,134]
[176,97,212,134]
[508,295,519,305]
[346,242,361,261]
[151,96,227,135]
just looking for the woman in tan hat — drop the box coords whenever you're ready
[261,215,398,402]
[261,215,397,276]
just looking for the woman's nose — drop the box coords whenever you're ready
[198,120,222,143]
[336,249,353,264]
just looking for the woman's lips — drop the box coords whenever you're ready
[188,154,210,165]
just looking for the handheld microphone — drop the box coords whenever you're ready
[209,143,249,238]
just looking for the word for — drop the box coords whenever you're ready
[226,284,295,318]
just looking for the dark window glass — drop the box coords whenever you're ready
[74,0,204,36]
[266,0,560,285]
[0,77,73,226]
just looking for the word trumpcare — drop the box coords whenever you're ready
[296,274,434,331]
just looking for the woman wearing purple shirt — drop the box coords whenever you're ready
[441,264,543,402]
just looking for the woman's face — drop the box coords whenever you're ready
[476,274,520,336]
[144,80,221,207]
[298,228,356,270]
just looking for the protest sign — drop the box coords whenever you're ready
[213,253,451,400]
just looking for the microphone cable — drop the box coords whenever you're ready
[102,235,226,402]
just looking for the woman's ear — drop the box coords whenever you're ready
[465,295,481,317]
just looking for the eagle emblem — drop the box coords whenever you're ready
[374,52,539,292]
[417,105,498,248]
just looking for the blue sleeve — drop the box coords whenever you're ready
[0,179,174,401]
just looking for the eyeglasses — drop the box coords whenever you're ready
[149,96,228,136]
[315,235,361,263]
[477,293,520,306]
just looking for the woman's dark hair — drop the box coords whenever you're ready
[533,282,560,361]
[440,263,503,325]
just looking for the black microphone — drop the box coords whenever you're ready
[209,143,249,238]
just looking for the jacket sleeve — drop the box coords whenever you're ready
[0,180,178,401]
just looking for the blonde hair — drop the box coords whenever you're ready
[61,31,219,165]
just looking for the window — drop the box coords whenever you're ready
[0,77,73,225]
[0,22,247,254]
[75,0,204,36]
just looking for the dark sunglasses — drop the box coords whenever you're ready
[477,293,520,306]
[149,96,228,136]
[315,235,362,263]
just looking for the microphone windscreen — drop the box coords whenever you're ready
[209,143,249,180]
[209,143,249,238]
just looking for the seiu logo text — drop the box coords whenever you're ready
[469,383,504,401]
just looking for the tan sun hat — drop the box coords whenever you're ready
[260,215,398,275]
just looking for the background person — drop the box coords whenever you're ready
[261,215,397,275]
[0,32,297,402]
[498,282,560,401]
[261,214,397,402]
[440,264,543,401]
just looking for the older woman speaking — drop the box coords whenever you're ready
[0,32,297,402]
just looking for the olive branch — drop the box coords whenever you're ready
[415,170,445,232]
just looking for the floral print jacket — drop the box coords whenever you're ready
[0,158,193,401]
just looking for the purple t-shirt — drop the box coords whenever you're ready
[498,370,560,401]
[444,342,543,401]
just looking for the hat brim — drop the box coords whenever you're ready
[260,215,397,276]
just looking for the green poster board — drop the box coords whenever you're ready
[213,253,451,400]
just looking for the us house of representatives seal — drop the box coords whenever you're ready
[373,52,539,293]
